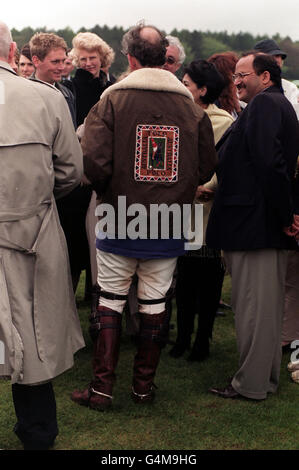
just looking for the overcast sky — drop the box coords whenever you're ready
[3,0,299,41]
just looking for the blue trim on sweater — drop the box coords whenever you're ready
[96,236,185,259]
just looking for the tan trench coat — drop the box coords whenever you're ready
[0,62,85,384]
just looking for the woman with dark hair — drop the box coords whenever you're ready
[208,51,241,117]
[18,44,35,78]
[182,60,234,142]
[169,60,234,361]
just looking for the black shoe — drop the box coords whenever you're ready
[219,301,231,310]
[209,383,241,399]
[169,343,190,358]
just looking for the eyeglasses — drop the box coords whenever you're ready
[165,56,177,65]
[232,72,255,82]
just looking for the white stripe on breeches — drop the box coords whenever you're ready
[96,249,177,314]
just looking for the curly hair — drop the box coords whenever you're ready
[70,32,114,69]
[121,22,168,67]
[208,51,241,114]
[29,33,67,60]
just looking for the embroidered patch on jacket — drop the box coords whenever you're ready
[135,124,179,182]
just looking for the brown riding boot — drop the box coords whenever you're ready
[71,306,122,411]
[131,310,169,404]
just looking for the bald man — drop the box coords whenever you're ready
[71,23,217,411]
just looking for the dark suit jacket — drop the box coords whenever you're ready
[64,68,108,126]
[206,85,299,251]
[55,81,77,129]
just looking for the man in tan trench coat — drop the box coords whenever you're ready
[0,22,85,449]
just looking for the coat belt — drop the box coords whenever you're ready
[0,201,52,253]
[0,199,55,365]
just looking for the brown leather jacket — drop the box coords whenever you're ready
[82,68,217,233]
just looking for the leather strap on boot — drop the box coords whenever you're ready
[71,306,122,411]
[132,311,169,402]
[131,383,157,403]
[89,302,122,341]
[70,382,113,412]
[92,306,122,402]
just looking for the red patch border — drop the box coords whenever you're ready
[135,124,179,182]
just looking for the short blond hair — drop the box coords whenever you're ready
[29,33,67,60]
[71,32,114,69]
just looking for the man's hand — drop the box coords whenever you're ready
[196,185,214,201]
[284,214,299,240]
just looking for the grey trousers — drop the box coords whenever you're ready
[224,249,288,400]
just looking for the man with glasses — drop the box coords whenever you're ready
[207,52,299,401]
[163,35,186,75]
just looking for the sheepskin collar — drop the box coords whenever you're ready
[101,67,194,101]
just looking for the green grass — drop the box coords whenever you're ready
[1,274,298,450]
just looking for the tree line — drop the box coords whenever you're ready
[11,24,299,80]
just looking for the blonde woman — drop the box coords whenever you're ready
[67,32,114,125]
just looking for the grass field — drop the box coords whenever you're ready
[0,274,298,451]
